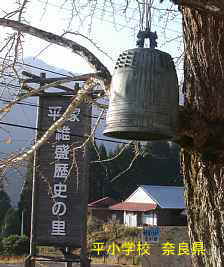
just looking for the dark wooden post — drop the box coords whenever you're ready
[80,82,91,267]
[65,247,72,267]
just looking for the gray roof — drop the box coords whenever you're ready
[140,185,185,209]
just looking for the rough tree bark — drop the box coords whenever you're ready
[178,0,224,15]
[181,6,224,267]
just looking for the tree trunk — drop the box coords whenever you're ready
[182,151,224,266]
[182,7,224,267]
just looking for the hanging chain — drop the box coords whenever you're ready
[145,0,151,32]
[136,0,158,49]
[137,1,144,31]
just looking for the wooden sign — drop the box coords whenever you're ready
[31,95,91,248]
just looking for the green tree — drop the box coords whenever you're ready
[97,143,109,196]
[1,208,20,237]
[107,142,182,200]
[0,190,11,233]
[107,144,136,199]
[18,158,33,237]
[1,235,29,255]
[88,142,109,201]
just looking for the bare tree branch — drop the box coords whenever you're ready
[17,0,29,22]
[0,78,96,169]
[63,31,114,63]
[110,150,140,182]
[0,72,105,117]
[92,141,133,163]
[0,18,112,83]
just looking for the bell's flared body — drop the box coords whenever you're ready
[104,48,179,141]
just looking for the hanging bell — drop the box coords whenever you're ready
[104,43,179,141]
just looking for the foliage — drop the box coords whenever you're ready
[0,237,3,252]
[18,157,33,237]
[106,141,182,200]
[88,142,117,202]
[1,208,20,237]
[87,216,140,247]
[0,235,29,256]
[88,141,182,202]
[0,190,11,229]
[87,215,104,234]
[122,225,142,239]
[0,151,33,239]
[102,219,141,242]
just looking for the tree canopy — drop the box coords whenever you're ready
[88,141,182,201]
[0,190,11,231]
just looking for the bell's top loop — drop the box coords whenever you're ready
[136,29,158,49]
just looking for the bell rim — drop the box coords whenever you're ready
[103,128,175,141]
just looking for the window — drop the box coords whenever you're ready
[142,212,157,226]
[112,214,117,221]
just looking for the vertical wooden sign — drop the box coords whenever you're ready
[31,95,91,248]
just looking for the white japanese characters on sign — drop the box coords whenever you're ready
[52,183,67,198]
[47,103,82,238]
[55,144,70,160]
[48,106,81,122]
[51,220,66,236]
[34,96,89,246]
[48,106,62,121]
[54,163,69,178]
[68,108,80,122]
[52,202,67,216]
[56,126,71,141]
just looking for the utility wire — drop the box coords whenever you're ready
[0,86,128,145]
[0,121,128,145]
[0,96,106,121]
[0,56,71,77]
[0,73,18,80]
[0,95,133,146]
[0,81,20,89]
[0,49,181,81]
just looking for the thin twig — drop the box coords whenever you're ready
[0,78,95,169]
[92,142,133,163]
[110,152,140,182]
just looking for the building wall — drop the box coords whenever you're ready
[123,211,141,227]
[88,208,123,224]
[89,208,111,222]
[157,209,187,226]
[122,209,187,227]
[123,211,154,227]
[125,187,156,204]
[89,208,187,227]
[111,210,123,224]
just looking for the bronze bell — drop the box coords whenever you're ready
[103,46,179,141]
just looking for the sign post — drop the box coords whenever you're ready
[26,72,91,266]
[142,226,160,243]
